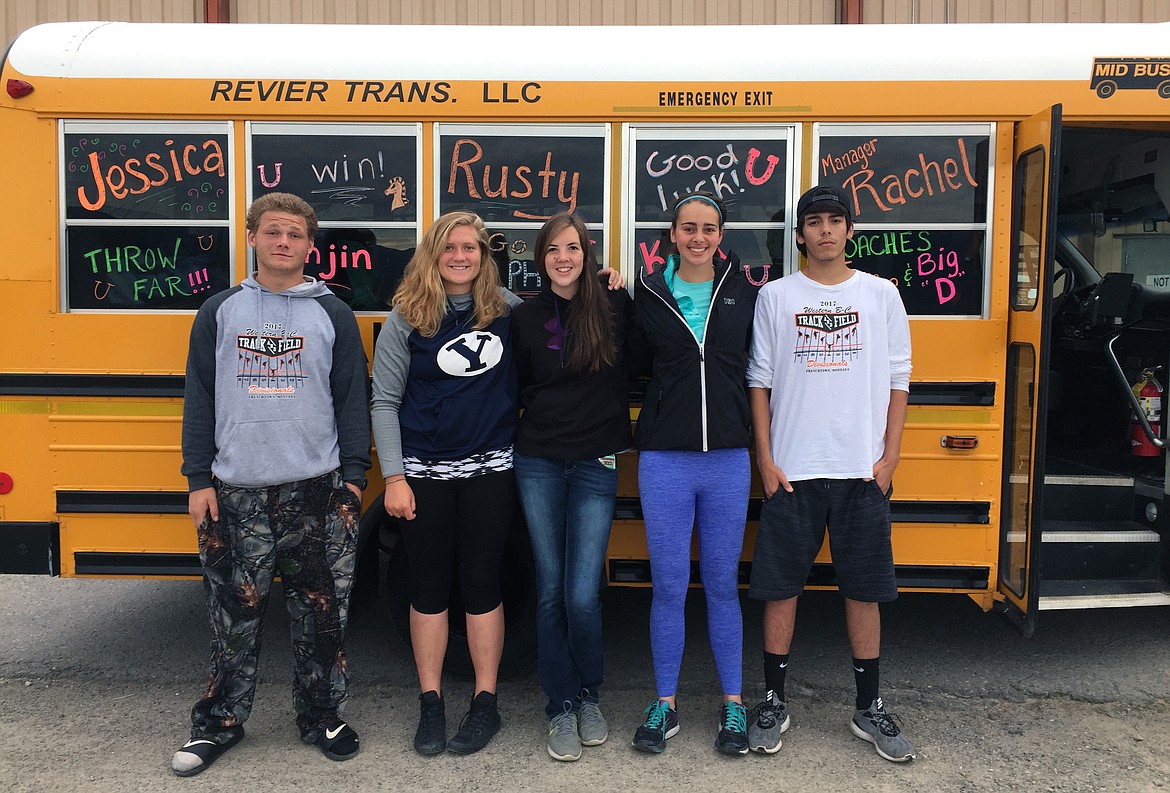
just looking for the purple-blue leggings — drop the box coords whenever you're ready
[638,447,749,698]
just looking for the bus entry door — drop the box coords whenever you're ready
[998,105,1062,636]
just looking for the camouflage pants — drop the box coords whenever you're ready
[189,470,360,740]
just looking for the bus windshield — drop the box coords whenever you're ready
[1058,126,1170,292]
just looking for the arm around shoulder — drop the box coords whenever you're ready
[501,287,525,309]
[623,289,653,378]
[608,288,647,377]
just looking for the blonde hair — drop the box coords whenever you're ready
[392,211,506,337]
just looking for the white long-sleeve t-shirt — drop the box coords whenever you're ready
[746,269,911,481]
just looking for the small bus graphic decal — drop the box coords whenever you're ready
[1091,57,1170,99]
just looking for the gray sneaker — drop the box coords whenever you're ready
[850,697,916,762]
[547,710,582,762]
[577,701,608,746]
[747,690,790,754]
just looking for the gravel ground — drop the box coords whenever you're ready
[1,576,1168,792]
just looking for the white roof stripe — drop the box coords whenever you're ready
[7,21,1170,83]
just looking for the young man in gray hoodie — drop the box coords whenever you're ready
[172,192,371,777]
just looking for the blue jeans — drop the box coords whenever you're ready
[514,453,618,719]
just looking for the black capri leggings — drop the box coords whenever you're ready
[400,469,516,615]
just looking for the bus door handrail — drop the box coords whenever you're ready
[1105,334,1164,448]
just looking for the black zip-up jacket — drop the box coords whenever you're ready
[633,251,763,452]
[512,285,641,460]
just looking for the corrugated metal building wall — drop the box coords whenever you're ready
[228,0,839,24]
[4,0,1170,51]
[4,2,202,44]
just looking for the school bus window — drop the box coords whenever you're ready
[249,124,419,223]
[438,125,606,223]
[632,226,782,281]
[437,124,608,295]
[626,125,794,279]
[249,123,421,311]
[1012,147,1046,311]
[814,123,993,318]
[305,227,417,312]
[1000,342,1037,598]
[67,225,231,310]
[61,121,233,312]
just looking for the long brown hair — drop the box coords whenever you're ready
[534,213,615,373]
[391,211,506,337]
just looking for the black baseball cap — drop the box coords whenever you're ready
[796,185,852,224]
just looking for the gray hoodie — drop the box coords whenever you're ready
[181,275,371,490]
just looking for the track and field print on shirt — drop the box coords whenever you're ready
[793,304,861,371]
[237,324,307,396]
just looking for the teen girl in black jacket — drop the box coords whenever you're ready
[630,191,765,757]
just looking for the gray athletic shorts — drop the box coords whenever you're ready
[748,478,897,603]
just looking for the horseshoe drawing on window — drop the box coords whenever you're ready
[93,280,113,301]
[257,162,283,188]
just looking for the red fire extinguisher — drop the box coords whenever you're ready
[1130,367,1163,457]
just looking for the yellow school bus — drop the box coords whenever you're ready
[2,21,1169,653]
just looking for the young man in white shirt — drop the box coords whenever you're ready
[744,185,915,763]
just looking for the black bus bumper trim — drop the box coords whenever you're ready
[0,373,185,398]
[608,559,991,590]
[73,552,201,577]
[57,490,188,514]
[615,497,990,524]
[628,380,995,407]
